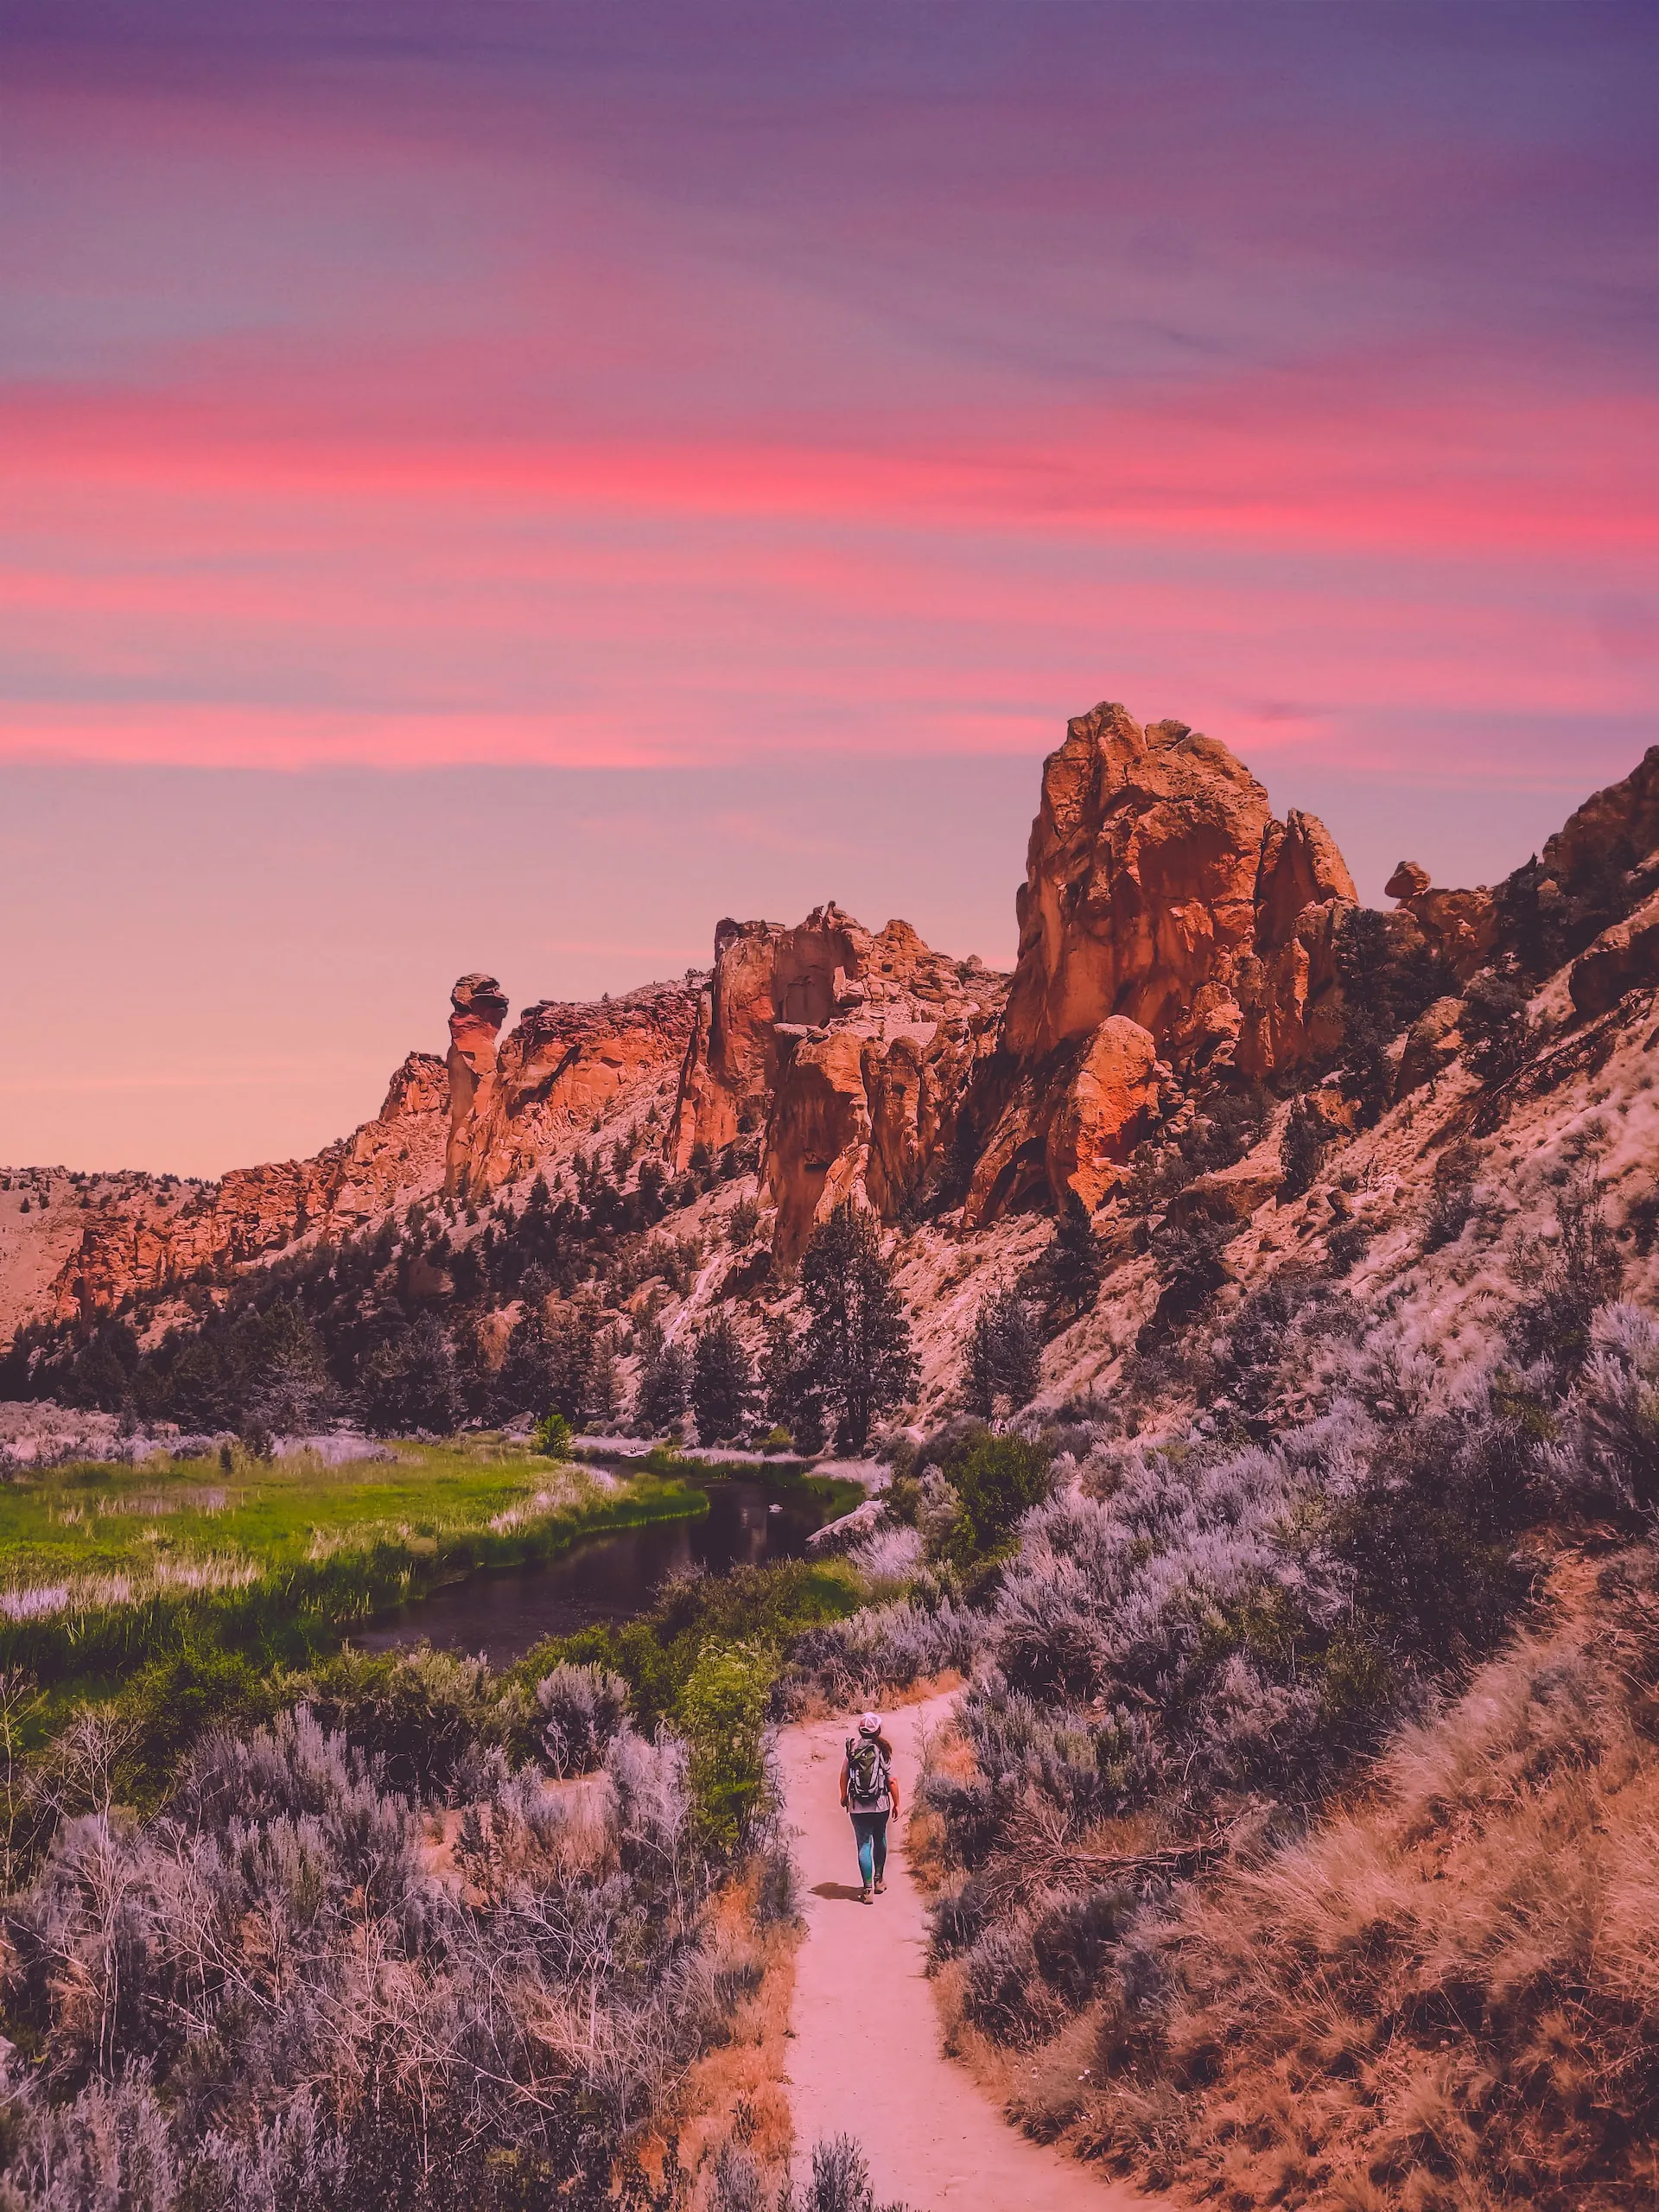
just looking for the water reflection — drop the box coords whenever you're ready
[357,1478,826,1668]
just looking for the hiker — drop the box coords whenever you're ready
[840,1711,900,1903]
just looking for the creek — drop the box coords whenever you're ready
[356,1474,833,1668]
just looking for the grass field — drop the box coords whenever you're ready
[0,1437,708,1684]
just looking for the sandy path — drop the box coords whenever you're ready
[779,1694,1162,2211]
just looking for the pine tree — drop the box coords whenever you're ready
[633,1321,691,1434]
[763,1313,825,1454]
[1039,1196,1104,1327]
[1280,1096,1325,1198]
[361,1314,462,1436]
[966,1288,1041,1416]
[800,1204,918,1452]
[691,1313,756,1444]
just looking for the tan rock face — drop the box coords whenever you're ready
[1541,745,1659,899]
[48,1049,452,1323]
[1235,810,1357,1080]
[1570,889,1659,1017]
[672,905,1008,1262]
[1044,1018,1160,1214]
[444,974,510,1196]
[1003,702,1274,1064]
[458,983,700,1196]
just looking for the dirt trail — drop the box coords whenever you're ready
[779,1694,1164,2211]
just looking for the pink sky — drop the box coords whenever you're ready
[2,3,1655,1173]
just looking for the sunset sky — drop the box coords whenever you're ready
[3,2,1655,1174]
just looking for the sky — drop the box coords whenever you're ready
[2,2,1656,1174]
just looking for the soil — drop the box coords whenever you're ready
[779,1692,1164,2209]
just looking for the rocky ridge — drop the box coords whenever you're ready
[9,702,1659,1400]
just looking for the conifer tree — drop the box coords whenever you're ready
[691,1312,756,1443]
[633,1320,691,1434]
[799,1204,918,1452]
[1040,1195,1104,1327]
[966,1288,1042,1416]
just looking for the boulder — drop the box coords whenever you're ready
[1385,863,1497,982]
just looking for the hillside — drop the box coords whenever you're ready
[5,699,1658,1460]
[7,699,1659,2209]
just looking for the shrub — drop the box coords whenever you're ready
[938,1430,1054,1566]
[535,1661,628,1775]
[677,1639,775,1848]
[1507,1172,1623,1385]
[1547,1302,1659,1519]
[534,1408,574,1457]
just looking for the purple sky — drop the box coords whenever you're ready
[2,3,1656,1173]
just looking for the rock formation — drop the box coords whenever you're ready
[444,974,510,1195]
[1235,810,1357,1079]
[966,702,1357,1223]
[1570,888,1659,1016]
[48,1050,451,1322]
[456,982,701,1195]
[1002,702,1274,1065]
[1383,861,1496,982]
[670,906,1008,1263]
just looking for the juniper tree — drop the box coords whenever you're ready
[1460,957,1535,1084]
[633,1320,691,1434]
[690,1313,756,1443]
[1034,1196,1104,1328]
[800,1204,918,1452]
[966,1288,1041,1417]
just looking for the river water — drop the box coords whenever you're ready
[356,1476,829,1668]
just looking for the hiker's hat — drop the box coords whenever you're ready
[858,1712,881,1736]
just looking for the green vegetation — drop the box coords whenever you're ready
[518,1555,864,1844]
[0,1437,706,1688]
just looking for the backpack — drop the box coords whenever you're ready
[846,1735,889,1809]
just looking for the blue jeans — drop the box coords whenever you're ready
[850,1809,888,1889]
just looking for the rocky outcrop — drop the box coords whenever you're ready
[1538,746,1659,907]
[1003,703,1274,1065]
[48,1050,451,1322]
[457,983,701,1196]
[1570,889,1659,1017]
[969,702,1357,1222]
[1236,811,1357,1079]
[444,974,509,1195]
[1384,863,1496,982]
[669,909,868,1170]
[671,906,1008,1262]
[34,969,699,1325]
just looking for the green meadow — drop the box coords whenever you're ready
[0,1438,706,1686]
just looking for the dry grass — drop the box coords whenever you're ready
[1035,1547,1659,2209]
[639,1862,801,2207]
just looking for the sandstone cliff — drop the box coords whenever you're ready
[670,905,1008,1263]
[16,973,696,1332]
